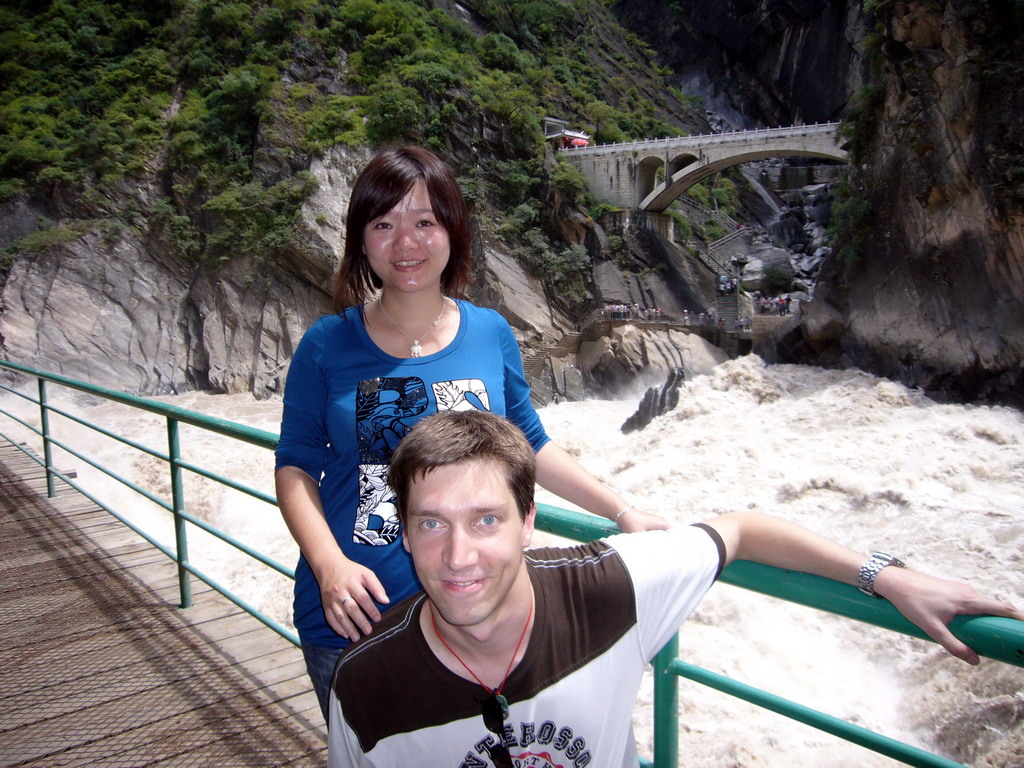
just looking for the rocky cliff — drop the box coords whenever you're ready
[614,0,870,125]
[6,1,1021,407]
[0,1,708,400]
[619,0,1024,406]
[1,203,334,398]
[0,143,573,398]
[790,0,1024,406]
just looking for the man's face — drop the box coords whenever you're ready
[403,459,535,631]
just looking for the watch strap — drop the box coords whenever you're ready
[857,551,906,598]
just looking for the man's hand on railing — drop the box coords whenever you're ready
[615,507,671,533]
[706,512,1024,666]
[873,566,1024,665]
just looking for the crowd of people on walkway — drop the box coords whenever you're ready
[681,308,716,327]
[679,309,751,333]
[595,296,785,331]
[755,295,792,315]
[717,275,739,295]
[603,303,664,321]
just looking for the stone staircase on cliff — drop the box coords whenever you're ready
[714,292,739,332]
[697,228,752,272]
[521,331,583,380]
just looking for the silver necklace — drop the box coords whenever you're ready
[377,296,447,357]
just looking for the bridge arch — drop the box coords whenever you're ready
[640,145,846,212]
[636,155,665,205]
[637,151,702,206]
[559,123,847,212]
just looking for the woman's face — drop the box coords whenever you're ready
[363,179,450,298]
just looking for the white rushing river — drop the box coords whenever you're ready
[3,356,1022,766]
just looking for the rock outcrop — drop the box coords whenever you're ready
[621,367,685,433]
[788,0,1024,406]
[615,0,870,125]
[590,213,718,318]
[0,216,334,398]
[578,324,729,396]
[738,242,794,293]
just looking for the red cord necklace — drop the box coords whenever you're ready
[429,597,534,697]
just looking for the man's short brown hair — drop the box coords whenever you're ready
[389,410,536,525]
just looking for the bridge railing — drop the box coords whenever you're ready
[675,195,739,231]
[707,227,749,256]
[560,121,842,156]
[0,358,1021,768]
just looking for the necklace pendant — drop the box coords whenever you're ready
[410,340,422,357]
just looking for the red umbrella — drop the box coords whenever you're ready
[570,137,589,147]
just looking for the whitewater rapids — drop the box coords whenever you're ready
[2,356,1021,766]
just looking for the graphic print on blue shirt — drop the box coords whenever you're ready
[433,378,490,412]
[353,376,491,547]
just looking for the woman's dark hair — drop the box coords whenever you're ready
[332,147,472,311]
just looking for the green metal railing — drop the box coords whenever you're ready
[536,504,1024,768]
[0,359,293,643]
[1,359,1021,768]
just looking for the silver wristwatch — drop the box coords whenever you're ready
[857,552,906,598]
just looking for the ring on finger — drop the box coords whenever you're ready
[341,596,352,605]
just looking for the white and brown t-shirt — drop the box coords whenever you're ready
[328,526,725,768]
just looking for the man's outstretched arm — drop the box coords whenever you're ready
[703,512,1024,665]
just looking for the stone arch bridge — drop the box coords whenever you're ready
[560,123,846,212]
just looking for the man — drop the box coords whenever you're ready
[328,410,1021,768]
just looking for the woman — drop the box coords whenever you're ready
[275,146,668,721]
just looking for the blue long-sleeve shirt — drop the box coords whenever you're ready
[275,300,550,647]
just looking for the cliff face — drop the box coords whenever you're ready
[0,0,707,399]
[5,1,1022,406]
[614,0,869,124]
[795,0,1024,405]
[0,142,574,398]
[0,195,335,398]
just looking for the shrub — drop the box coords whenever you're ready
[496,202,539,240]
[704,220,725,240]
[423,101,459,152]
[202,174,319,265]
[711,177,738,214]
[364,81,425,143]
[478,32,522,71]
[762,264,792,295]
[550,160,590,209]
[668,210,693,242]
[829,176,874,267]
[546,242,591,304]
[151,198,202,262]
[516,229,590,306]
[588,201,619,220]
[16,220,93,252]
[302,95,367,150]
[686,184,709,206]
[840,84,884,163]
[400,61,463,99]
[492,159,542,207]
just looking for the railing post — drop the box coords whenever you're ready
[37,379,56,497]
[167,418,192,608]
[652,632,680,768]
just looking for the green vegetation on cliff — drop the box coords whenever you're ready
[0,0,698,284]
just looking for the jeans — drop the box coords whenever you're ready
[301,641,344,727]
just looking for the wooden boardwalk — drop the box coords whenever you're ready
[0,441,327,767]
